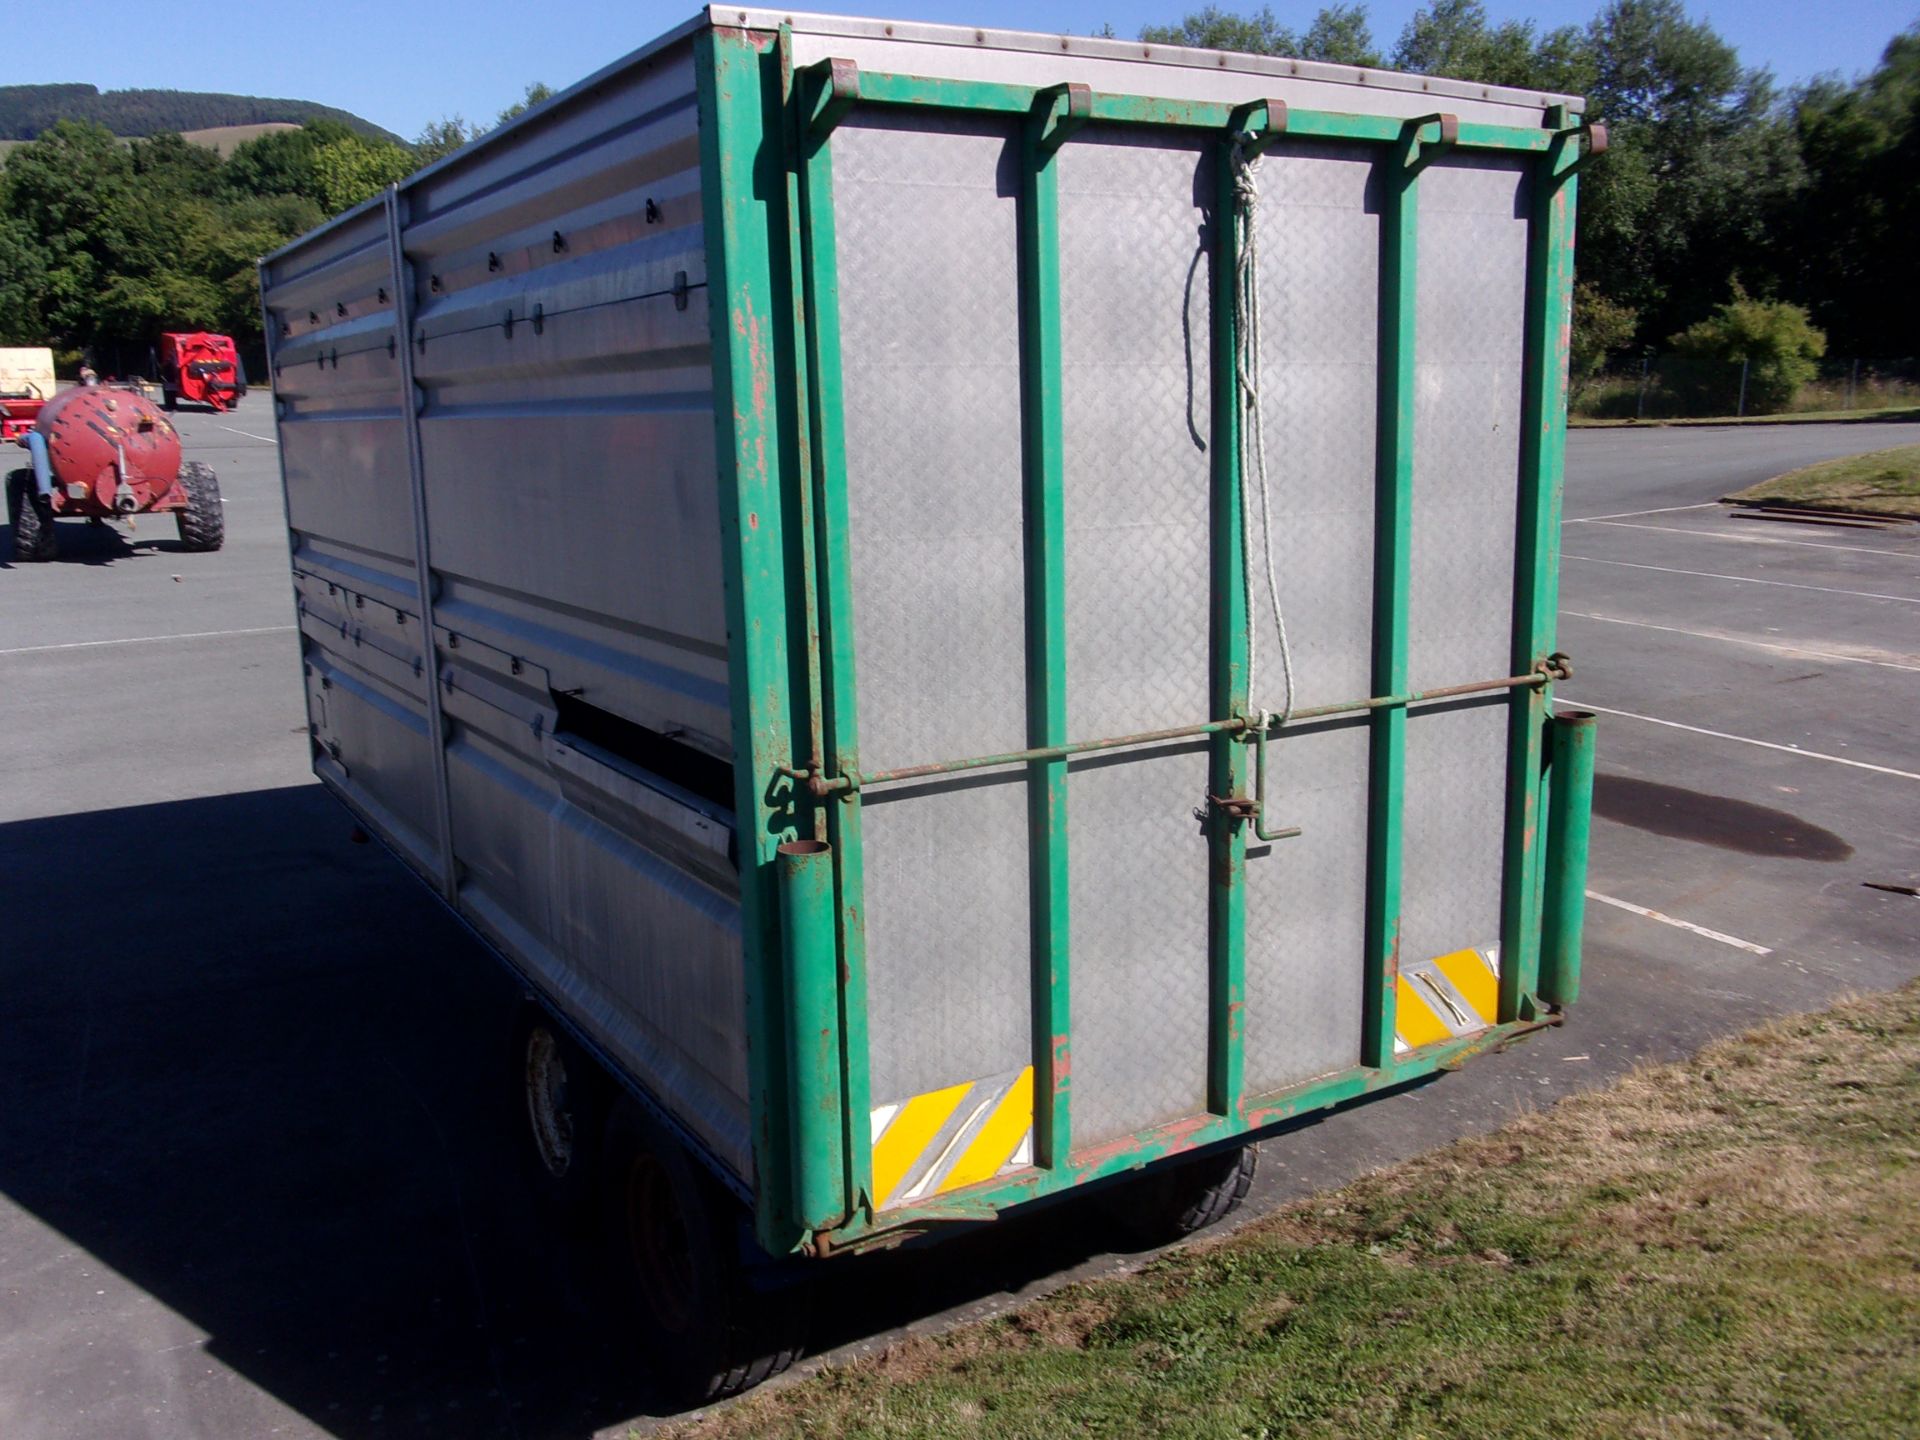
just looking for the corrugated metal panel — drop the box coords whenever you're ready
[832,114,1035,1115]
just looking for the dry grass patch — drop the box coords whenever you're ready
[1725,443,1920,517]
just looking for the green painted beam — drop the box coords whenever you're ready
[1208,136,1250,1117]
[1017,86,1078,1167]
[697,24,813,1255]
[1500,109,1583,1025]
[794,58,876,1222]
[1362,127,1422,1069]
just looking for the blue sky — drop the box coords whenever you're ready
[2,2,1913,140]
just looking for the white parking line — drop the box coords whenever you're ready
[0,625,295,658]
[1563,554,1920,605]
[1560,611,1920,672]
[1586,890,1773,955]
[1564,502,1720,523]
[216,424,278,443]
[1557,698,1920,782]
[1576,518,1916,559]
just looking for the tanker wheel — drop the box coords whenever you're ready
[1101,1141,1258,1250]
[598,1097,806,1405]
[163,388,178,412]
[175,461,225,552]
[510,1002,605,1230]
[6,469,58,562]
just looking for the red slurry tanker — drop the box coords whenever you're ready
[6,386,224,562]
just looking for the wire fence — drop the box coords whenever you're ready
[1571,356,1920,422]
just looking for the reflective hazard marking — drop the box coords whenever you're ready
[1394,945,1500,1054]
[869,1066,1034,1211]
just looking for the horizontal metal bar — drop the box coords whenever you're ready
[783,664,1564,796]
[837,69,1556,152]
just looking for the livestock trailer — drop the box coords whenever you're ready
[260,6,1600,1398]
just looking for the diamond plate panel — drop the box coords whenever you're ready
[832,115,1034,1108]
[1237,142,1379,1095]
[1056,133,1213,1146]
[1398,697,1509,978]
[1400,157,1529,979]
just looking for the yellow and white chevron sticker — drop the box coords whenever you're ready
[869,1065,1034,1211]
[1393,944,1501,1054]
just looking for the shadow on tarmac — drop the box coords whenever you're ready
[0,785,1177,1436]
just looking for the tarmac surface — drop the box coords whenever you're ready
[2,400,1917,1437]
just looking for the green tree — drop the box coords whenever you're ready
[1392,0,1590,91]
[0,214,49,345]
[497,82,556,127]
[1669,289,1826,413]
[309,134,415,213]
[1570,281,1638,389]
[0,120,131,347]
[415,116,479,165]
[1786,25,1920,356]
[1141,6,1380,66]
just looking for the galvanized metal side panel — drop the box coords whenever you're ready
[261,37,754,1184]
[262,206,442,880]
[1057,131,1212,1146]
[832,114,1035,1115]
[1399,157,1530,978]
[1237,142,1380,1096]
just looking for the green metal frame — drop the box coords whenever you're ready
[700,24,1595,1256]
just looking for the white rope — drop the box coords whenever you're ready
[1231,135,1295,731]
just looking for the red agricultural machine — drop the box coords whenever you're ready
[158,331,247,413]
[6,386,224,562]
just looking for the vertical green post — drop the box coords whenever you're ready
[1538,710,1595,1007]
[795,59,875,1216]
[1362,127,1422,1069]
[777,839,844,1230]
[1018,86,1081,1167]
[1207,137,1249,1116]
[1500,107,1581,1024]
[697,24,813,1253]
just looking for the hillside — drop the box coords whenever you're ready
[0,84,402,146]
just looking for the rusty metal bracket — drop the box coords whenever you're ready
[807,57,861,138]
[1228,97,1289,155]
[1403,111,1459,172]
[1566,118,1609,174]
[1032,82,1093,153]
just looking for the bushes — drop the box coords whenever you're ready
[1668,291,1827,414]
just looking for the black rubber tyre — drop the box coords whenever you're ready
[174,461,224,552]
[599,1097,806,1406]
[1102,1142,1258,1250]
[510,1002,606,1231]
[6,469,57,562]
[163,388,178,411]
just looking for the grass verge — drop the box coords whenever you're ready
[675,985,1920,1439]
[1726,443,1920,518]
[1571,404,1920,429]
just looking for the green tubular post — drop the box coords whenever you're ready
[697,24,810,1253]
[1207,134,1250,1116]
[1500,106,1582,1024]
[1018,85,1080,1166]
[1538,710,1596,1007]
[795,59,875,1216]
[777,839,845,1231]
[1362,125,1421,1069]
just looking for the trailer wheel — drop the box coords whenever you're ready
[599,1098,806,1405]
[1103,1141,1258,1249]
[6,470,58,562]
[511,1003,604,1228]
[162,388,178,412]
[174,461,225,552]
